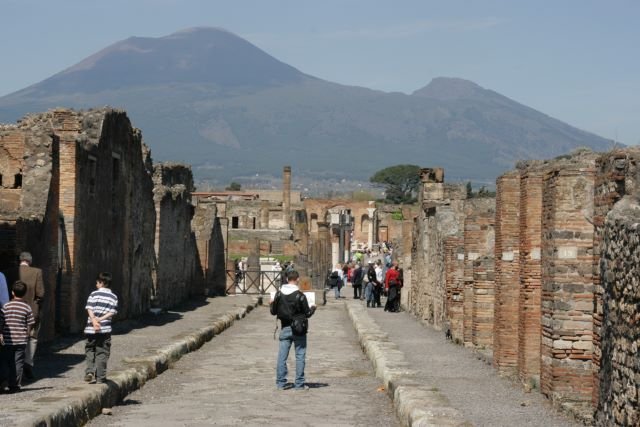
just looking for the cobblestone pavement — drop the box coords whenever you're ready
[366,301,581,427]
[0,295,257,426]
[88,299,400,427]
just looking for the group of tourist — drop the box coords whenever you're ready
[325,245,403,312]
[0,252,118,393]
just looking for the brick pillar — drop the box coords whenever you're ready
[493,171,521,374]
[518,169,544,384]
[472,256,495,348]
[541,164,596,407]
[463,216,476,346]
[445,236,465,342]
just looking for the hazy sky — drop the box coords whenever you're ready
[1,0,638,145]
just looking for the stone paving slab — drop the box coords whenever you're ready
[87,298,400,427]
[0,295,260,427]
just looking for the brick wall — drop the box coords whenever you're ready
[463,208,495,345]
[540,157,596,412]
[472,255,495,348]
[518,166,544,384]
[493,171,521,374]
[444,236,465,341]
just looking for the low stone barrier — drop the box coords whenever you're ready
[345,301,470,427]
[22,298,261,427]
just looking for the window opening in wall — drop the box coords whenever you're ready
[13,173,22,189]
[232,216,239,229]
[0,174,3,187]
[252,217,256,229]
[88,156,97,195]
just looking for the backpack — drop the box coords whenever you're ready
[275,291,308,336]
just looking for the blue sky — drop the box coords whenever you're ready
[1,0,638,144]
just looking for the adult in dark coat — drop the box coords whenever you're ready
[351,263,363,299]
[18,252,44,380]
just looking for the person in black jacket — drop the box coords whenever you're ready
[270,271,316,390]
[351,263,363,299]
[365,262,376,308]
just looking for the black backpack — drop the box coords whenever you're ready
[275,291,308,336]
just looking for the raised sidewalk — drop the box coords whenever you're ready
[0,295,260,427]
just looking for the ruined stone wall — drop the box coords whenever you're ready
[540,157,597,411]
[518,165,544,384]
[597,197,640,426]
[54,109,156,332]
[493,171,521,374]
[153,163,201,308]
[409,168,465,330]
[0,118,59,341]
[591,148,640,408]
[303,199,374,249]
[192,200,226,296]
[462,204,495,345]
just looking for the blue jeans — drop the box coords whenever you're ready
[364,283,374,302]
[276,326,307,389]
[334,285,341,299]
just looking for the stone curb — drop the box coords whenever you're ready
[21,298,262,427]
[345,301,471,427]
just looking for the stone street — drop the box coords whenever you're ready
[88,299,399,427]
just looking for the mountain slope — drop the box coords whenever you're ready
[0,27,613,184]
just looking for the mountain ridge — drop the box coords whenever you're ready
[0,27,614,184]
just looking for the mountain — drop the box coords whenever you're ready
[0,27,613,185]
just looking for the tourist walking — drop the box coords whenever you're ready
[17,251,44,381]
[351,263,363,299]
[270,270,316,390]
[365,262,376,307]
[328,266,343,299]
[84,272,118,384]
[0,281,35,393]
[384,263,400,312]
[374,260,384,308]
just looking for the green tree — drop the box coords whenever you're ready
[226,181,241,191]
[466,181,473,198]
[369,164,421,204]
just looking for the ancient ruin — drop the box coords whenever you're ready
[409,148,640,423]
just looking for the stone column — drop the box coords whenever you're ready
[317,222,331,286]
[246,238,261,293]
[282,166,291,230]
[367,206,376,247]
[260,200,270,229]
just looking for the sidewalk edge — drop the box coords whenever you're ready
[22,297,261,427]
[344,301,472,427]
